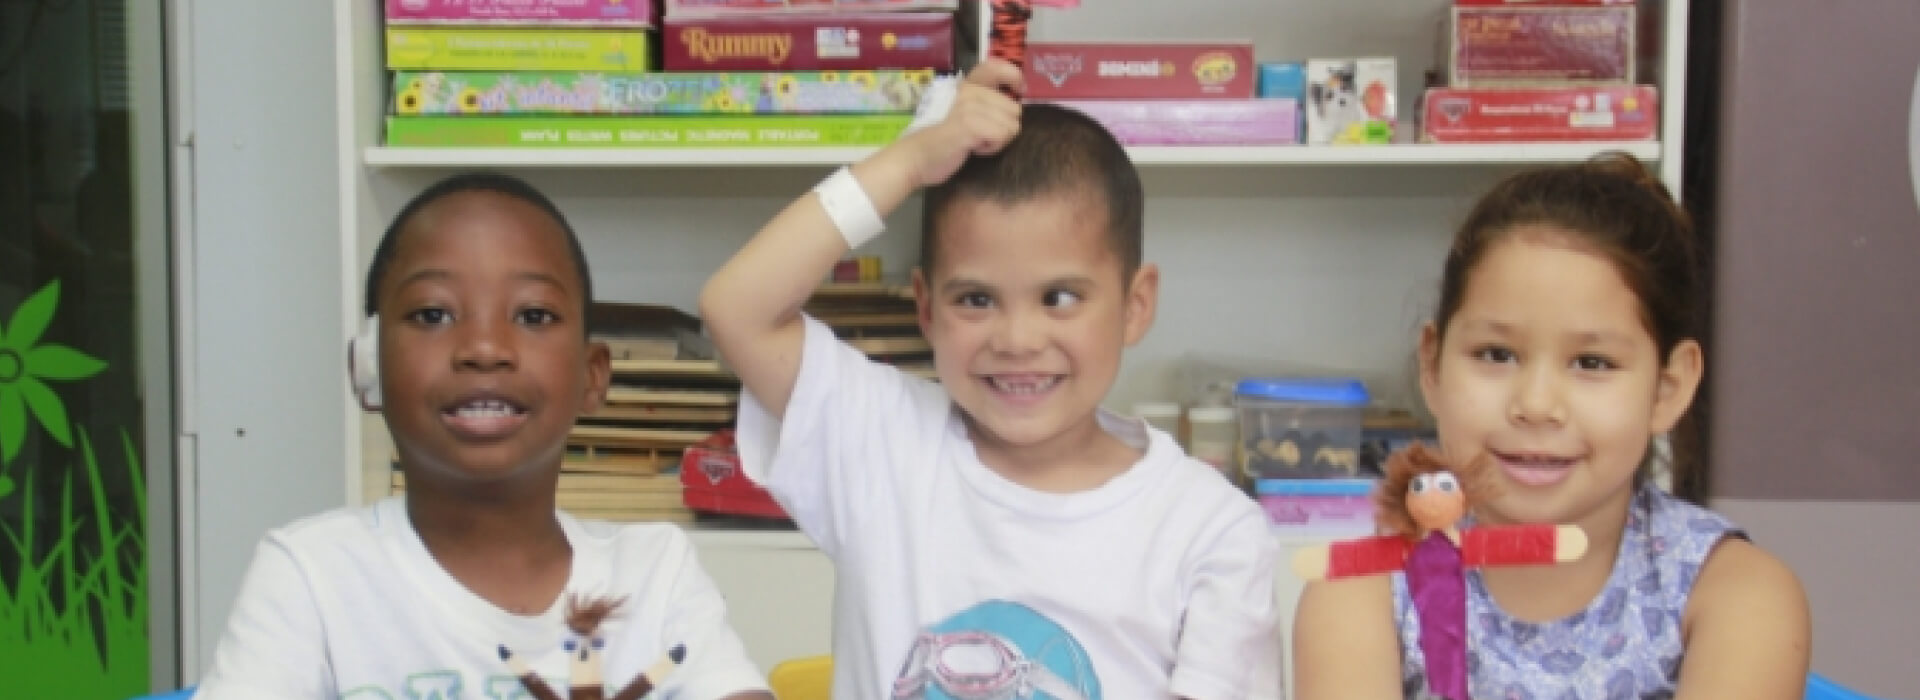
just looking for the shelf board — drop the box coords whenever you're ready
[363,141,1662,169]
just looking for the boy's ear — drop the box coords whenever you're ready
[1417,322,1442,417]
[1122,263,1159,347]
[581,340,612,414]
[911,267,933,331]
[1650,339,1703,435]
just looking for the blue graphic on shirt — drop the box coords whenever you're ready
[890,599,1101,700]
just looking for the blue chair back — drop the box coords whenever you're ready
[1807,673,1874,700]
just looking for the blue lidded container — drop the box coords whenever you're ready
[1233,377,1370,481]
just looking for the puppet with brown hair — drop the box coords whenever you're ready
[1290,444,1589,700]
[498,594,689,700]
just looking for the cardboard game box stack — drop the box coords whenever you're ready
[1021,41,1297,146]
[1419,0,1660,144]
[381,0,961,148]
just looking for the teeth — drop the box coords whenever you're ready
[986,376,1061,394]
[452,399,521,418]
[1502,453,1573,466]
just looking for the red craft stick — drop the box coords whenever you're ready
[1462,523,1559,567]
[1327,534,1414,578]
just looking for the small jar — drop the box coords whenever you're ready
[1133,402,1184,447]
[1187,406,1239,485]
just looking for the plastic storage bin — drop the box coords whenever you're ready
[1255,478,1378,534]
[1234,377,1370,480]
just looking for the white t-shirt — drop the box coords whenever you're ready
[195,497,769,700]
[736,315,1283,700]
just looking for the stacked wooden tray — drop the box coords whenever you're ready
[807,282,935,379]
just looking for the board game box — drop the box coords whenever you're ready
[392,70,933,114]
[386,114,913,146]
[661,12,954,70]
[1449,1,1635,86]
[1043,99,1298,145]
[1022,42,1256,99]
[1419,85,1658,142]
[663,0,955,17]
[385,0,654,26]
[386,27,650,70]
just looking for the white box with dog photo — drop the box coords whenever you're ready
[1305,57,1397,145]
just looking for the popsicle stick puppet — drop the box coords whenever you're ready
[498,594,689,700]
[1290,444,1588,700]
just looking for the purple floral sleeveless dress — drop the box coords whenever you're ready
[1390,482,1742,700]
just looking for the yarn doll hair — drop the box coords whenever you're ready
[1374,443,1497,538]
[566,594,628,636]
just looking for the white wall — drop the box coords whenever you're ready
[175,0,347,680]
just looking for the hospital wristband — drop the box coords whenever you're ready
[813,166,886,250]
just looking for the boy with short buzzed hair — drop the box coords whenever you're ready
[701,60,1281,699]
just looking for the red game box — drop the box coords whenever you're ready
[662,12,954,70]
[1420,85,1658,142]
[1023,42,1256,99]
[1449,1,1636,86]
[679,430,790,521]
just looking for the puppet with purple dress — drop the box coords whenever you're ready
[1291,444,1590,700]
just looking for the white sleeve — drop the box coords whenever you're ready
[655,533,772,700]
[734,313,927,555]
[1168,510,1284,700]
[194,536,333,700]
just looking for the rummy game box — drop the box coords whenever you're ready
[1044,99,1299,145]
[386,27,650,70]
[1022,42,1256,99]
[385,0,654,26]
[391,70,933,114]
[663,0,956,17]
[1419,85,1658,142]
[1449,0,1636,86]
[385,114,913,146]
[662,13,954,70]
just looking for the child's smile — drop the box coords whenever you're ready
[440,389,531,442]
[1487,449,1583,488]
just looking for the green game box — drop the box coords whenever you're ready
[392,70,933,115]
[386,27,650,71]
[385,115,913,147]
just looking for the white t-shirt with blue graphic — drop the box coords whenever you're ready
[735,314,1284,700]
[195,497,768,699]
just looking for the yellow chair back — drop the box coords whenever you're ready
[766,655,833,700]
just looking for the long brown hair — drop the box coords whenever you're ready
[1375,443,1496,538]
[1429,152,1704,496]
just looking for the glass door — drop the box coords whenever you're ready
[0,0,174,696]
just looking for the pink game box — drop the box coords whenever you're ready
[663,0,956,18]
[1420,85,1658,142]
[386,0,654,26]
[1042,99,1298,145]
[1022,42,1257,99]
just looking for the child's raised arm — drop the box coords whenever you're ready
[700,61,1023,418]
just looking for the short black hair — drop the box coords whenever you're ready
[363,171,593,323]
[918,103,1144,279]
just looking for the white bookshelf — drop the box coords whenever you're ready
[333,0,1692,686]
[365,142,1665,169]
